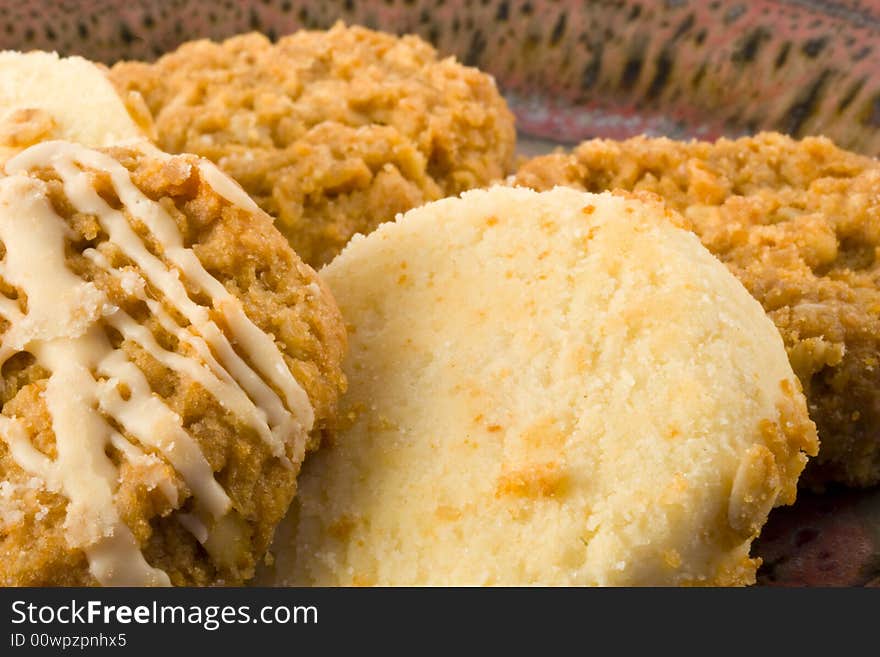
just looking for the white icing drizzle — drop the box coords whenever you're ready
[198,160,260,214]
[108,430,179,506]
[0,295,21,322]
[41,146,313,456]
[178,513,209,544]
[83,249,297,463]
[95,347,231,519]
[0,141,314,585]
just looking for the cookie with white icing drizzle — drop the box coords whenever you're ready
[0,140,346,586]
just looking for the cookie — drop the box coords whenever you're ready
[0,50,148,161]
[515,132,880,487]
[267,186,817,586]
[109,23,517,266]
[0,140,346,585]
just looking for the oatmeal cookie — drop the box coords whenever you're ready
[0,140,346,586]
[110,23,517,266]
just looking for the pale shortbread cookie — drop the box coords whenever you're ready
[0,51,149,161]
[268,185,818,586]
[514,133,880,487]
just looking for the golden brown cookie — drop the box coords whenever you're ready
[110,23,517,266]
[0,140,346,586]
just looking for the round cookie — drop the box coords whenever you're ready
[0,140,346,586]
[269,185,818,586]
[514,132,880,487]
[110,22,517,267]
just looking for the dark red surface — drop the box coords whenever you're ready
[755,487,880,586]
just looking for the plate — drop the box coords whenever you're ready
[3,0,879,586]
